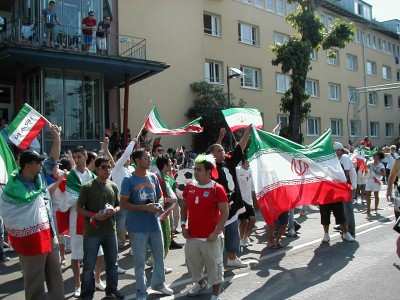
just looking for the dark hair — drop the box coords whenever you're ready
[207,144,221,154]
[59,158,72,171]
[86,151,97,164]
[197,159,213,172]
[156,153,170,171]
[95,156,111,168]
[49,1,55,5]
[72,146,87,156]
[88,11,94,15]
[131,148,147,162]
[152,145,163,156]
[374,151,385,160]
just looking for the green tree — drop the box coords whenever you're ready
[186,81,246,152]
[270,0,354,144]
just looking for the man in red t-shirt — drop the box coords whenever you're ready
[181,155,229,300]
[82,11,97,52]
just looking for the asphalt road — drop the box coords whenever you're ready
[1,185,399,299]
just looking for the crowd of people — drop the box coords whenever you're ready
[0,1,112,53]
[0,119,399,300]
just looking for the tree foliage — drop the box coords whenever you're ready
[186,81,247,153]
[271,0,354,144]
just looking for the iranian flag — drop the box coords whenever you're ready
[222,108,263,132]
[145,106,203,135]
[0,170,52,256]
[351,150,366,172]
[0,133,17,186]
[248,128,351,226]
[5,103,47,150]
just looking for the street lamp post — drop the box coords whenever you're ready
[226,66,245,149]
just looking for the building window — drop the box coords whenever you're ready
[398,96,400,109]
[274,32,288,45]
[386,123,394,138]
[346,54,357,71]
[370,122,379,137]
[397,70,400,82]
[238,22,259,45]
[327,50,339,66]
[331,119,342,136]
[306,79,319,97]
[372,36,376,48]
[367,33,372,47]
[350,120,361,137]
[382,65,392,80]
[329,83,340,100]
[310,50,318,60]
[276,73,291,93]
[241,66,261,89]
[368,92,377,106]
[255,0,265,9]
[276,0,285,15]
[205,60,222,84]
[267,0,274,11]
[348,87,358,103]
[384,94,392,108]
[366,60,376,75]
[377,38,382,50]
[203,13,220,36]
[354,28,360,43]
[278,115,289,127]
[307,118,319,136]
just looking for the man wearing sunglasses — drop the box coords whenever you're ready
[96,16,111,54]
[82,11,97,52]
[77,156,124,299]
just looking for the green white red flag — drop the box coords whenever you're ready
[0,133,17,185]
[248,128,351,225]
[5,103,47,150]
[221,108,263,132]
[145,106,203,135]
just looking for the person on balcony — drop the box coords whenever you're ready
[41,1,61,47]
[20,18,35,43]
[82,11,97,52]
[96,16,111,54]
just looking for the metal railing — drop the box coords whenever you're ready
[0,18,146,60]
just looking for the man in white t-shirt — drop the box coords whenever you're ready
[237,156,256,247]
[334,142,357,238]
[385,145,398,196]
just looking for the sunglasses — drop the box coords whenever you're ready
[89,14,94,16]
[100,165,111,170]
[156,149,164,153]
[141,156,151,161]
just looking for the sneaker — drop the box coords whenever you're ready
[226,257,248,268]
[117,267,126,274]
[105,290,124,299]
[245,237,253,246]
[0,254,10,262]
[7,244,14,252]
[211,295,221,300]
[240,239,248,247]
[333,225,341,231]
[153,285,174,295]
[74,287,81,298]
[322,233,330,243]
[95,280,106,291]
[169,240,183,249]
[342,232,355,242]
[188,281,208,296]
[286,229,297,237]
[164,266,172,274]
[294,223,301,232]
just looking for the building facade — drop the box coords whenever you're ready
[119,0,400,148]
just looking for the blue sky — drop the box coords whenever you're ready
[364,0,400,21]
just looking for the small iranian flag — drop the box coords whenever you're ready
[222,108,263,132]
[5,104,47,150]
[145,106,203,135]
[0,133,17,185]
[248,128,351,226]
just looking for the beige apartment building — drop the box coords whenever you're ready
[119,0,400,148]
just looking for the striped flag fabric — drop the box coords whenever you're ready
[145,106,203,135]
[0,170,52,256]
[248,128,351,225]
[5,104,47,150]
[221,108,263,132]
[0,133,17,185]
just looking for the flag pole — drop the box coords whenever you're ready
[136,106,154,138]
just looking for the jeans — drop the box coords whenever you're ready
[130,231,166,298]
[343,201,355,236]
[81,235,118,299]
[115,210,127,245]
[224,220,240,255]
[0,217,5,257]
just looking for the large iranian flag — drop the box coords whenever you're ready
[5,103,47,150]
[0,170,52,256]
[222,108,263,132]
[0,133,17,185]
[248,128,351,225]
[145,106,203,135]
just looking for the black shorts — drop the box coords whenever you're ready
[238,202,256,220]
[319,202,346,225]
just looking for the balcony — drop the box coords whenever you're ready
[0,18,169,89]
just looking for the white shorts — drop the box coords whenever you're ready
[96,37,106,50]
[365,178,381,192]
[357,169,367,185]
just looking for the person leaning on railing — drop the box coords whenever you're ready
[96,16,111,54]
